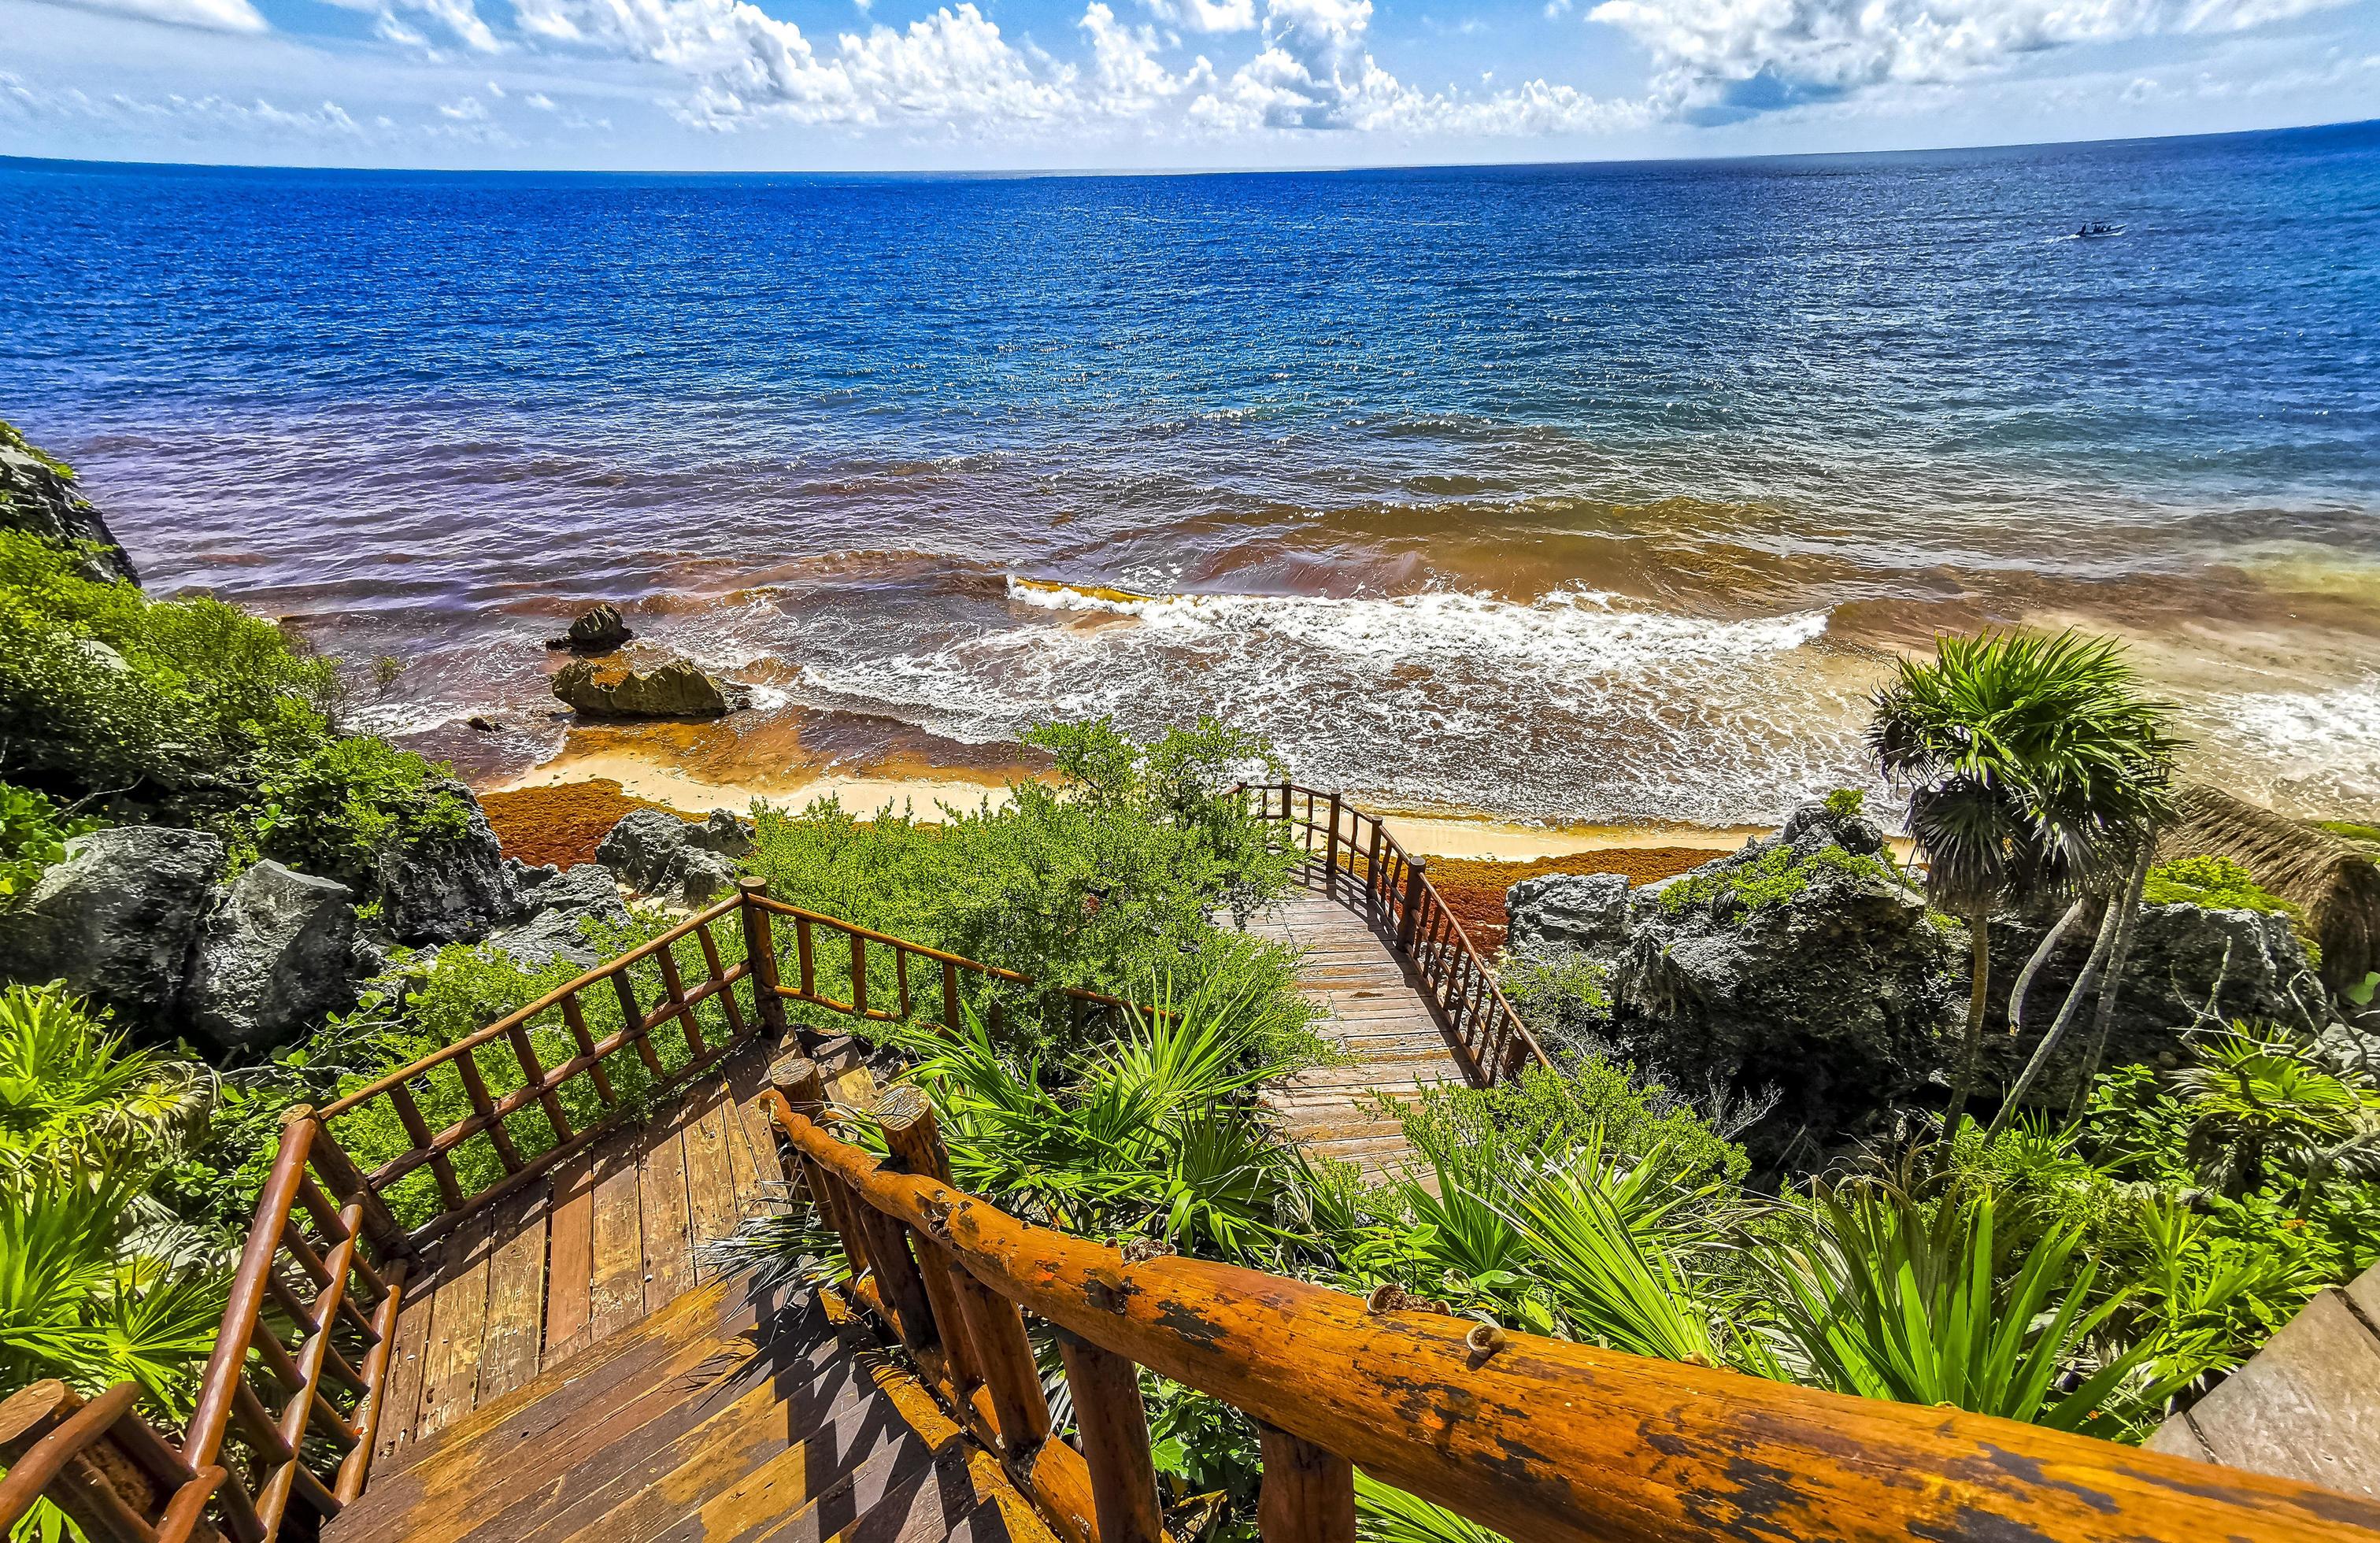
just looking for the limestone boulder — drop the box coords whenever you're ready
[373,780,521,943]
[485,864,633,967]
[596,808,753,905]
[183,861,357,1050]
[551,658,742,719]
[0,825,222,1023]
[1506,871,1631,957]
[0,424,137,585]
[546,602,634,654]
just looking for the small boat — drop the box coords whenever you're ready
[2075,222,2126,239]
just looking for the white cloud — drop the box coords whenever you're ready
[0,72,364,131]
[31,0,267,32]
[1141,0,1257,35]
[1585,0,2358,122]
[438,92,489,117]
[524,90,559,107]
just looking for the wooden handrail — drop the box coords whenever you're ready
[768,1079,2380,1543]
[1244,781,1553,1082]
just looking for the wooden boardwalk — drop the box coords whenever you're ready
[1249,864,1473,1178]
[331,1043,1046,1543]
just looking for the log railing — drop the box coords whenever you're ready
[1248,782,1552,1083]
[766,1056,2380,1543]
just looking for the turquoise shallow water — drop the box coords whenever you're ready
[3,123,2377,822]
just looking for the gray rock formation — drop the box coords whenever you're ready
[486,863,633,967]
[595,808,753,905]
[183,861,357,1049]
[546,602,634,653]
[1603,803,1963,1165]
[0,825,222,1023]
[1984,897,2331,1108]
[1506,871,1631,957]
[374,780,521,943]
[0,423,137,584]
[551,658,742,719]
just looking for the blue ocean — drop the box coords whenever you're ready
[4,122,2377,824]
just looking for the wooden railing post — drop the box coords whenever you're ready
[1364,822,1386,930]
[1397,857,1428,954]
[1257,1424,1355,1543]
[738,879,790,1044]
[0,1383,162,1543]
[948,1271,1053,1457]
[1323,792,1342,897]
[768,1056,872,1282]
[1054,1330,1164,1543]
[876,1088,982,1393]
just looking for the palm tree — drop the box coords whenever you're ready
[2171,1023,2380,1207]
[1871,631,2177,1129]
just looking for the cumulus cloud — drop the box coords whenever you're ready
[1586,0,2357,122]
[33,0,267,33]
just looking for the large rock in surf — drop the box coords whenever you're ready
[546,602,634,654]
[0,825,222,1023]
[0,422,138,585]
[183,860,357,1050]
[374,779,521,943]
[552,657,738,719]
[1603,802,1964,1165]
[596,808,752,905]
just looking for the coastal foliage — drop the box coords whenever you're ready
[0,984,224,1414]
[0,782,94,901]
[743,716,1310,1060]
[1871,629,2179,1125]
[0,530,468,886]
[1656,839,1904,916]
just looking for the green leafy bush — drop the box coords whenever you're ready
[230,732,475,885]
[0,530,342,789]
[1657,840,1904,916]
[0,783,95,901]
[2142,855,2295,916]
[745,717,1309,1061]
[1497,950,1609,1053]
[0,984,224,1415]
[1823,786,1867,822]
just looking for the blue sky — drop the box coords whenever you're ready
[2,0,2375,168]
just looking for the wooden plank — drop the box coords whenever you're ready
[639,1110,696,1315]
[586,1138,647,1349]
[475,1185,551,1407]
[542,1153,596,1367]
[682,1080,744,1275]
[371,1244,439,1472]
[413,1210,496,1441]
[2178,1289,2380,1497]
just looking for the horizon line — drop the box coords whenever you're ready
[5,113,2375,182]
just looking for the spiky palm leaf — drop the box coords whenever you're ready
[0,982,213,1185]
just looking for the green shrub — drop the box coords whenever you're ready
[1658,840,1903,916]
[0,783,96,901]
[1396,1058,1749,1193]
[1823,786,1867,822]
[1499,950,1609,1053]
[745,717,1309,1061]
[0,531,342,790]
[229,732,474,885]
[2142,855,2294,916]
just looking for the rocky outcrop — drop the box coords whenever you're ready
[0,826,222,1023]
[1,422,137,585]
[485,862,633,966]
[595,808,752,905]
[552,658,742,719]
[1506,871,1631,959]
[546,602,633,654]
[1984,897,2330,1106]
[374,779,521,943]
[183,861,357,1050]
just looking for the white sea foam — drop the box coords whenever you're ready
[793,576,1875,823]
[2199,675,2380,810]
